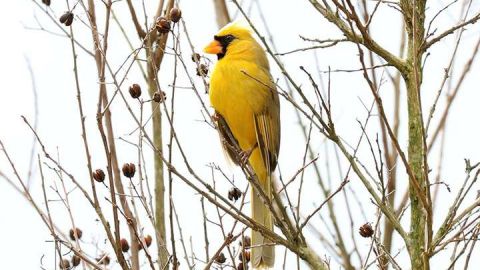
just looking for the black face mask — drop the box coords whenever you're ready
[214,34,236,59]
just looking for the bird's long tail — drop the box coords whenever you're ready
[249,149,275,269]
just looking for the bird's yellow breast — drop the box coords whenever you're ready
[209,59,271,151]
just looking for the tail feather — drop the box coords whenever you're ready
[249,149,275,269]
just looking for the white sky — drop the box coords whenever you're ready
[1,0,480,269]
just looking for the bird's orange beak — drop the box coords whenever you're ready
[203,40,222,54]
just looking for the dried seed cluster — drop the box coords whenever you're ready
[359,223,374,238]
[196,64,208,77]
[238,250,251,262]
[120,238,130,253]
[215,252,226,264]
[236,236,251,269]
[153,91,167,103]
[155,7,182,34]
[129,84,142,99]
[59,12,74,26]
[156,17,171,34]
[92,169,105,182]
[71,255,81,267]
[191,53,201,63]
[169,7,182,23]
[191,52,209,77]
[122,163,136,178]
[144,234,153,247]
[237,262,248,270]
[69,227,83,240]
[59,259,70,270]
[240,235,251,248]
[228,187,242,202]
[96,254,110,265]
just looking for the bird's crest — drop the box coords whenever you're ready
[216,20,253,39]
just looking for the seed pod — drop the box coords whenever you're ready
[96,254,110,265]
[65,16,73,26]
[169,7,182,23]
[59,12,74,26]
[59,12,70,23]
[359,223,374,238]
[144,234,153,247]
[69,227,83,240]
[215,252,226,264]
[237,262,248,270]
[239,235,251,249]
[129,84,142,99]
[120,238,130,252]
[156,17,171,34]
[122,163,136,178]
[196,64,208,77]
[59,259,70,270]
[191,53,200,62]
[42,0,51,6]
[153,91,166,103]
[92,169,105,182]
[71,255,81,267]
[238,250,250,262]
[228,187,242,202]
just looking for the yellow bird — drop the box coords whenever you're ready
[204,22,280,269]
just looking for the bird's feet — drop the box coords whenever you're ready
[238,147,255,165]
[212,112,221,122]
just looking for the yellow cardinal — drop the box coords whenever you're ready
[204,22,280,269]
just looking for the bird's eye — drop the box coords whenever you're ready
[225,35,235,42]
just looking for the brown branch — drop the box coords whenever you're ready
[275,39,348,55]
[307,0,407,73]
[55,4,126,267]
[141,2,176,268]
[212,0,231,27]
[299,179,348,231]
[423,11,480,50]
[232,4,409,268]
[80,0,136,268]
[125,0,146,39]
[427,36,480,151]
[203,230,244,270]
[0,139,103,270]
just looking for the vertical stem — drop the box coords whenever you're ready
[146,2,175,268]
[83,1,132,268]
[212,0,231,27]
[401,1,430,269]
[405,73,427,270]
[147,61,169,268]
[383,21,406,261]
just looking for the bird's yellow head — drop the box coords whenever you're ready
[203,21,261,61]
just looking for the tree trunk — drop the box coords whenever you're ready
[401,1,430,269]
[147,56,169,269]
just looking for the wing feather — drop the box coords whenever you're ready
[253,85,280,172]
[215,111,242,165]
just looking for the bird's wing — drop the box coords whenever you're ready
[215,111,241,165]
[253,82,280,173]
